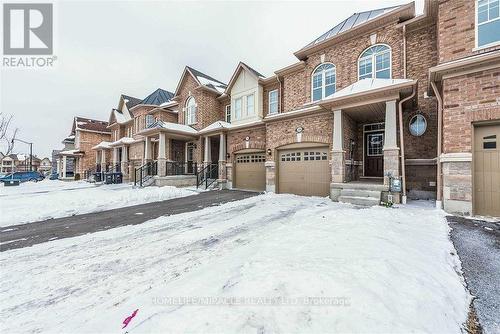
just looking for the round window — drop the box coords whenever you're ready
[409,114,427,136]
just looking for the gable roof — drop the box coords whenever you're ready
[72,117,110,134]
[224,62,266,94]
[174,66,227,96]
[140,88,175,106]
[121,94,142,109]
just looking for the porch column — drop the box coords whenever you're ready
[57,158,61,177]
[383,100,400,186]
[218,133,227,184]
[121,146,128,176]
[331,109,345,183]
[95,151,99,164]
[158,132,166,177]
[204,136,211,166]
[101,150,106,171]
[144,136,152,162]
[62,156,67,178]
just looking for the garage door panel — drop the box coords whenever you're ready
[278,147,330,197]
[474,125,500,217]
[234,153,265,191]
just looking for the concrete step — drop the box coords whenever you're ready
[338,195,380,207]
[340,189,381,198]
[331,182,387,192]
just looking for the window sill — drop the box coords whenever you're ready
[473,41,500,52]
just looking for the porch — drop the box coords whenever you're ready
[319,78,417,204]
[57,150,82,180]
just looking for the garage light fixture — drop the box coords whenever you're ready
[267,149,272,155]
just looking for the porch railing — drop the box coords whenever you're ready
[196,163,218,189]
[164,161,198,176]
[134,161,157,187]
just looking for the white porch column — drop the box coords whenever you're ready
[218,133,227,184]
[158,132,167,176]
[62,156,67,178]
[57,158,61,177]
[204,136,211,165]
[331,109,345,184]
[144,136,152,161]
[383,99,400,186]
[101,150,106,170]
[95,151,99,164]
[121,146,128,176]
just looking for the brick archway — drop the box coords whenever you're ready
[230,141,266,154]
[274,134,330,149]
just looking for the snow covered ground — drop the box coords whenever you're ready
[0,194,470,333]
[0,180,195,227]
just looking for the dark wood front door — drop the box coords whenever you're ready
[364,131,384,177]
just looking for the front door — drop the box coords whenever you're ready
[186,143,195,173]
[364,131,384,177]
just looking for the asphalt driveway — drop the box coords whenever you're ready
[447,216,500,334]
[0,189,259,252]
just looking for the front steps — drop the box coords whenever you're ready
[331,182,388,207]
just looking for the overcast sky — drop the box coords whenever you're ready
[1,0,423,158]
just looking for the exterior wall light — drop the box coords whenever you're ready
[267,149,272,155]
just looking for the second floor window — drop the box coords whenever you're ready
[477,0,500,48]
[186,97,197,125]
[246,94,255,116]
[269,89,278,114]
[145,114,154,128]
[312,63,336,102]
[225,105,231,123]
[234,98,242,120]
[358,44,391,80]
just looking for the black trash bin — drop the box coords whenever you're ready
[115,173,123,184]
[94,172,102,182]
[105,173,114,184]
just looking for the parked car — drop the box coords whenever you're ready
[0,171,45,184]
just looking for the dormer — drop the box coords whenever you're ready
[225,62,265,126]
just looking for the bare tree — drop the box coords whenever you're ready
[0,113,19,155]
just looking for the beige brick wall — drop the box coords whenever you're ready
[76,130,111,173]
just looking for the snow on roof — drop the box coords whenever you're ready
[159,100,178,108]
[59,149,82,155]
[113,109,132,124]
[109,137,136,147]
[199,121,232,134]
[150,121,198,135]
[92,141,112,150]
[196,76,227,93]
[323,78,415,100]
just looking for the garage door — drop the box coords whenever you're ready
[278,147,330,196]
[234,153,266,191]
[474,124,500,217]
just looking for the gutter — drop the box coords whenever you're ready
[430,81,443,209]
[398,85,415,204]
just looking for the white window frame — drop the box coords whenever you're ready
[311,63,336,102]
[185,97,197,125]
[225,105,231,123]
[268,89,279,114]
[246,93,255,116]
[475,0,500,50]
[145,114,154,128]
[234,97,242,120]
[357,44,392,80]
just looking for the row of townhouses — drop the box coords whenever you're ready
[0,152,51,174]
[55,0,500,217]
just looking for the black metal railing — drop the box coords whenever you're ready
[134,161,157,187]
[114,163,121,173]
[165,161,198,176]
[196,163,218,189]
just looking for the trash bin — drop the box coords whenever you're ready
[105,173,114,184]
[94,172,102,182]
[115,173,123,184]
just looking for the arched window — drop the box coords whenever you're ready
[358,44,391,80]
[185,97,196,125]
[311,63,336,102]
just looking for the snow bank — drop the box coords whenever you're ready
[0,194,470,333]
[0,180,195,227]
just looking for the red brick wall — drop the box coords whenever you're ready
[281,21,404,112]
[227,126,267,158]
[265,112,333,160]
[76,130,111,173]
[153,110,178,124]
[263,82,280,117]
[437,0,500,64]
[176,74,222,130]
[131,106,156,135]
[442,68,500,153]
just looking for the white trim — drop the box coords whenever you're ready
[268,89,279,115]
[357,44,392,80]
[225,104,231,123]
[185,96,197,125]
[311,62,336,102]
[475,0,500,49]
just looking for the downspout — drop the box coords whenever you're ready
[398,85,416,204]
[430,81,443,209]
[403,25,407,79]
[275,74,282,112]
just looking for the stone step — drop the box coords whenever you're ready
[340,189,381,198]
[338,195,380,207]
[331,182,388,192]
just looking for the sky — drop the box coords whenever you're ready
[1,0,424,158]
